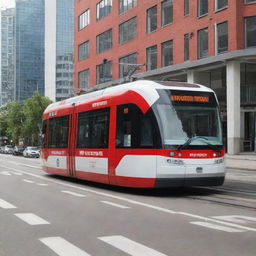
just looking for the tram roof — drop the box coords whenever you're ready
[45,80,213,112]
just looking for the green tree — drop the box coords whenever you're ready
[5,101,25,144]
[0,105,9,138]
[22,92,52,146]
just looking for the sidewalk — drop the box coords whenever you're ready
[225,153,256,171]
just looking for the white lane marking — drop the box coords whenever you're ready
[176,211,256,232]
[99,235,167,256]
[12,172,23,176]
[2,166,256,232]
[0,199,17,209]
[23,179,34,184]
[36,183,48,186]
[2,159,41,170]
[23,164,42,169]
[190,222,245,233]
[15,213,50,225]
[61,190,86,197]
[39,237,91,256]
[1,171,11,176]
[212,215,256,224]
[101,201,130,209]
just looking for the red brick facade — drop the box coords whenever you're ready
[74,0,256,89]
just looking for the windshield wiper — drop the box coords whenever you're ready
[177,136,219,151]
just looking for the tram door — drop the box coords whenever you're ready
[113,104,157,187]
[244,112,256,152]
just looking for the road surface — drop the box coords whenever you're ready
[0,154,255,256]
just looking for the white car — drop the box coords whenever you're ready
[23,147,40,158]
[4,145,14,154]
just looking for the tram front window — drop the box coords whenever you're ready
[156,104,223,148]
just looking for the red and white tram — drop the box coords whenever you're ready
[41,80,225,188]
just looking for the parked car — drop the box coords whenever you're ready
[23,147,40,158]
[0,146,5,153]
[4,145,14,154]
[13,146,25,156]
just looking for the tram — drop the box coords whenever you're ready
[41,80,225,188]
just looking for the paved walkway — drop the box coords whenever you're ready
[226,153,256,171]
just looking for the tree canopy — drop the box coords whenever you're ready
[0,92,52,146]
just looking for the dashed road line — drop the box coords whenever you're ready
[211,215,256,224]
[99,235,167,256]
[36,183,48,186]
[23,179,35,184]
[0,199,17,209]
[101,201,130,209]
[15,213,50,225]
[23,164,42,169]
[1,171,11,176]
[190,221,244,233]
[39,237,91,256]
[12,172,23,176]
[61,190,86,197]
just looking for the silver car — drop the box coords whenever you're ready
[23,147,40,158]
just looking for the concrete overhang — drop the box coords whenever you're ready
[134,48,256,79]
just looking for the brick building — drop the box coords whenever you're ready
[74,0,256,154]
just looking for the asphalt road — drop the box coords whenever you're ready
[0,154,256,256]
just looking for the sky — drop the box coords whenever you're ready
[0,0,15,9]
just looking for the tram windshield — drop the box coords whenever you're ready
[155,90,223,149]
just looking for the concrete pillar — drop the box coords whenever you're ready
[187,70,196,83]
[226,61,241,155]
[187,70,210,86]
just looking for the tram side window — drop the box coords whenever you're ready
[48,116,69,148]
[77,108,110,148]
[116,104,155,148]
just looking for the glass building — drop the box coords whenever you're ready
[45,0,74,102]
[15,0,45,102]
[0,8,15,106]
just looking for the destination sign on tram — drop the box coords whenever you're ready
[171,95,209,103]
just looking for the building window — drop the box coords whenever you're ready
[77,108,110,149]
[244,0,256,3]
[162,40,173,67]
[119,0,137,14]
[78,41,89,61]
[97,0,112,21]
[215,0,228,10]
[198,28,208,59]
[96,29,112,53]
[147,6,157,33]
[119,53,137,78]
[184,34,190,61]
[146,45,157,71]
[184,0,189,16]
[245,16,256,48]
[79,9,90,30]
[216,22,228,54]
[161,0,173,26]
[78,69,89,89]
[198,0,208,17]
[96,61,112,84]
[119,17,137,44]
[48,116,69,148]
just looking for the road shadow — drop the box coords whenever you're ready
[45,174,219,198]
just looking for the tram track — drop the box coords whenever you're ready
[186,186,256,210]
